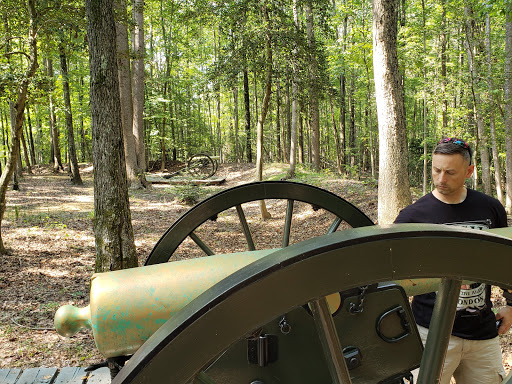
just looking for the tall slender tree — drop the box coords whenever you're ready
[59,42,82,185]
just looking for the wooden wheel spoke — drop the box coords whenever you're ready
[327,217,343,234]
[282,199,294,247]
[194,372,218,384]
[236,204,256,251]
[417,278,462,383]
[189,232,215,256]
[310,297,353,384]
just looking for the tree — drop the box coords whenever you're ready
[47,58,64,173]
[306,1,320,172]
[0,0,38,253]
[59,42,83,185]
[373,0,411,224]
[287,0,299,179]
[115,0,139,186]
[464,2,491,195]
[132,0,146,172]
[255,2,272,220]
[505,10,512,214]
[85,0,138,272]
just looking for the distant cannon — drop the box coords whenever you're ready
[54,182,512,384]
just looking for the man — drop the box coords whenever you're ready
[395,137,512,383]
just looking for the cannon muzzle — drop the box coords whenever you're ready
[55,249,275,357]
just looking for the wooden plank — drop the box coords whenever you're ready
[85,367,110,384]
[14,367,58,384]
[53,367,88,384]
[0,368,21,384]
[168,177,225,185]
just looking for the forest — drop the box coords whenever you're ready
[1,0,511,204]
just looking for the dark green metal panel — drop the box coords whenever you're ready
[113,224,512,384]
[200,285,422,384]
[145,181,374,265]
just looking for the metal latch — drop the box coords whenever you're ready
[247,334,278,367]
[342,346,362,370]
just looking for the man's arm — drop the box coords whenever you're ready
[496,289,512,335]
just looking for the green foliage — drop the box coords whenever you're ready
[171,184,206,205]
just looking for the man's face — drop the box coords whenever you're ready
[432,153,474,198]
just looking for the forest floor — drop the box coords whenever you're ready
[0,162,511,374]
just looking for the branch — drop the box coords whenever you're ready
[3,51,31,60]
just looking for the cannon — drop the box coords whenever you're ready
[54,181,512,384]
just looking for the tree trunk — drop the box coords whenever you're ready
[47,59,63,173]
[373,0,412,224]
[256,3,272,220]
[505,11,512,213]
[330,92,342,174]
[486,14,503,203]
[287,0,299,178]
[419,0,428,194]
[244,66,252,163]
[233,86,240,162]
[26,106,37,166]
[78,76,89,162]
[59,42,82,185]
[306,1,320,171]
[132,0,146,172]
[9,102,20,190]
[339,16,348,172]
[115,0,139,186]
[0,0,38,253]
[21,129,32,174]
[464,4,491,195]
[85,0,138,272]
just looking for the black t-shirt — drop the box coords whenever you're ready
[395,189,508,340]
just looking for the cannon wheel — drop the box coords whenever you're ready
[115,225,512,384]
[145,181,375,265]
[186,153,217,179]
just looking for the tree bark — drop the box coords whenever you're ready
[233,86,240,162]
[59,42,82,185]
[486,14,503,203]
[306,1,320,171]
[373,0,412,224]
[86,0,138,271]
[47,59,63,173]
[256,3,272,220]
[26,106,37,166]
[464,4,491,195]
[287,0,299,178]
[132,0,146,172]
[243,66,252,163]
[504,11,512,213]
[115,0,140,185]
[339,17,348,172]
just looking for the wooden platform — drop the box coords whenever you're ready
[145,174,225,185]
[0,367,110,384]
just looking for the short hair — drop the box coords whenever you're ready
[434,137,472,165]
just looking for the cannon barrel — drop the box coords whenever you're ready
[55,249,276,357]
[54,257,478,358]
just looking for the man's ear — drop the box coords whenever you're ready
[466,164,475,178]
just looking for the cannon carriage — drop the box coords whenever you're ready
[53,181,512,384]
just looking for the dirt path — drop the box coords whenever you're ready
[0,163,510,374]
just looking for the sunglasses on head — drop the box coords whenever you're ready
[438,137,470,150]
